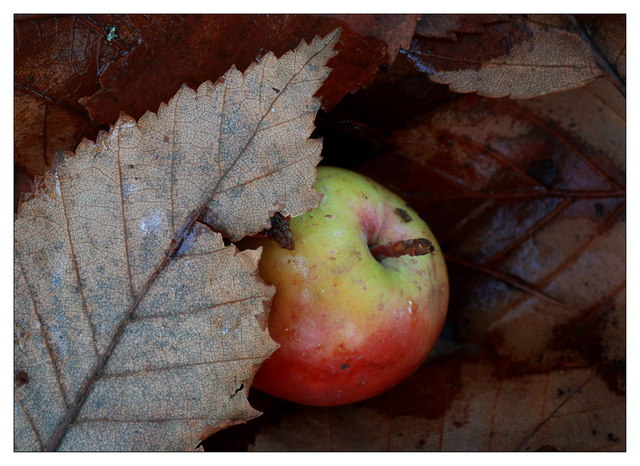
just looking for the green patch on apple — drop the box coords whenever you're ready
[238,166,449,406]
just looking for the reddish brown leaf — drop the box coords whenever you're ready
[79,14,408,125]
[251,350,625,451]
[14,88,99,179]
[14,15,136,112]
[14,14,135,177]
[330,14,419,63]
[415,14,509,40]
[405,15,606,98]
[14,166,34,213]
[359,79,625,373]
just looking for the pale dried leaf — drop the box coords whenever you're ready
[14,29,340,451]
[407,15,604,99]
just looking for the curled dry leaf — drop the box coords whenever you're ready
[405,15,607,99]
[14,29,340,451]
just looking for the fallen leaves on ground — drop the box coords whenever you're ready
[14,14,625,452]
[13,14,415,188]
[13,14,134,179]
[14,29,339,451]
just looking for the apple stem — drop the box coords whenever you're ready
[369,238,435,261]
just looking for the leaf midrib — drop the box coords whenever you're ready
[44,32,335,451]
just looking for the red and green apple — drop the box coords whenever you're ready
[239,166,449,406]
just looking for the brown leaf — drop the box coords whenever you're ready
[359,78,625,372]
[330,14,419,63]
[14,29,340,451]
[78,14,403,125]
[577,15,625,81]
[415,14,509,40]
[14,15,135,178]
[14,89,99,179]
[405,15,606,99]
[250,351,625,451]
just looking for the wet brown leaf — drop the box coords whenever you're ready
[415,14,509,40]
[14,15,137,178]
[14,29,339,451]
[577,15,625,81]
[360,77,625,372]
[405,15,612,99]
[251,350,625,451]
[330,14,418,63]
[78,14,409,125]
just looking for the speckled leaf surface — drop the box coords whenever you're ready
[405,15,608,99]
[14,29,339,451]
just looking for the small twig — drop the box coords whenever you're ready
[369,238,435,261]
[568,14,626,98]
[443,252,572,309]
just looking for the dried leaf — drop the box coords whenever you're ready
[405,15,606,98]
[329,14,419,62]
[14,89,99,179]
[250,351,625,451]
[577,14,625,81]
[415,14,509,40]
[78,14,401,124]
[14,15,135,178]
[14,29,340,451]
[360,78,625,372]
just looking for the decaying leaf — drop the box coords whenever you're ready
[329,14,419,63]
[77,14,406,125]
[250,350,625,451]
[14,15,134,178]
[14,29,340,451]
[360,78,625,373]
[415,14,509,41]
[577,14,626,81]
[405,15,608,99]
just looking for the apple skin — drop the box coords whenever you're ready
[241,166,449,406]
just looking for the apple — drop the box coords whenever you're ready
[239,166,449,406]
